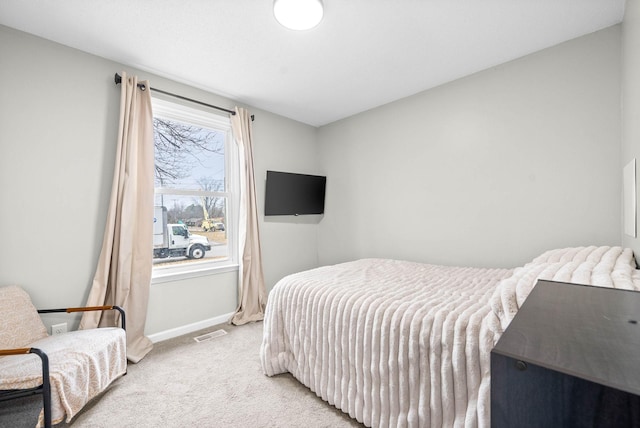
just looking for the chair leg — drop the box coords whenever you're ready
[42,374,52,428]
[30,349,52,428]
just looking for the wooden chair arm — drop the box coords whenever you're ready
[38,305,116,313]
[37,305,126,331]
[0,348,32,356]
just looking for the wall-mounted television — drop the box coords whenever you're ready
[264,170,326,216]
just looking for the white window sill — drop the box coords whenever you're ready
[151,262,239,285]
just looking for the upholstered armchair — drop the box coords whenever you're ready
[0,285,127,427]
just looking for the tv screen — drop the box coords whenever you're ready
[265,170,326,216]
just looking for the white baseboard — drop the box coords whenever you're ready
[147,311,235,343]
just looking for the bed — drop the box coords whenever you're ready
[260,246,640,427]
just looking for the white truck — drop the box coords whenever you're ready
[153,206,211,259]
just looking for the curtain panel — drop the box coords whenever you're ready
[230,107,267,325]
[79,72,155,363]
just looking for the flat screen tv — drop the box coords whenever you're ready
[264,170,326,216]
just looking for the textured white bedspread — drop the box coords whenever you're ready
[261,247,640,428]
[261,259,513,427]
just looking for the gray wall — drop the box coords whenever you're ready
[254,111,323,288]
[0,25,319,336]
[318,26,622,269]
[0,20,629,339]
[623,1,640,257]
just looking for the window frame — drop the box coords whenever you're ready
[150,96,239,284]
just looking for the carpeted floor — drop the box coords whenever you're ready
[0,322,364,428]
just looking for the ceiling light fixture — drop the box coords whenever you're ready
[273,0,324,31]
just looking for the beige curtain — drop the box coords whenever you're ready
[79,72,155,363]
[230,107,267,325]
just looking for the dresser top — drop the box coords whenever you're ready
[492,280,640,395]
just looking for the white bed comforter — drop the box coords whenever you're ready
[261,246,640,428]
[261,259,512,427]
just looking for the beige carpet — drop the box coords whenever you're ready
[0,322,363,428]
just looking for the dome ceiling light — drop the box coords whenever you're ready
[273,0,324,31]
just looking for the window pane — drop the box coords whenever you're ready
[153,117,226,191]
[150,97,235,277]
[152,196,229,267]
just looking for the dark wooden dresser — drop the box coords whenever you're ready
[491,279,640,427]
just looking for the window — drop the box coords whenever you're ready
[151,97,238,282]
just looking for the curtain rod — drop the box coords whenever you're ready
[114,73,254,121]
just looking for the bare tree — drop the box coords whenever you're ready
[196,176,224,217]
[153,118,223,186]
[167,199,185,223]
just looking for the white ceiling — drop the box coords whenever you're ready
[0,0,626,127]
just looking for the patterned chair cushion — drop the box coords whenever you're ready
[0,285,127,426]
[0,285,48,349]
[0,328,127,426]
